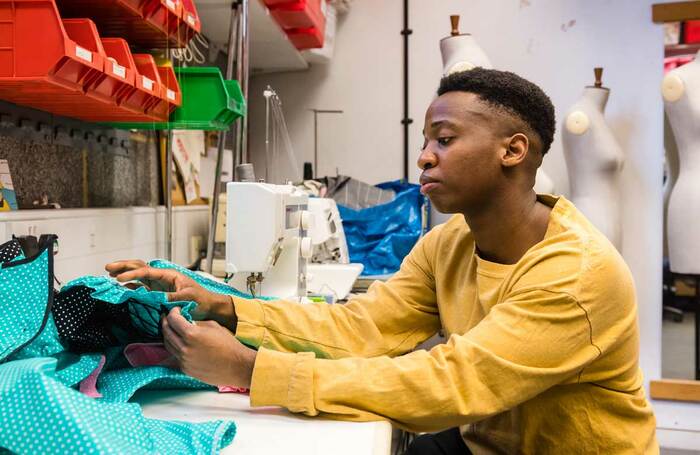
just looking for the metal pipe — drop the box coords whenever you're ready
[205,2,239,274]
[264,87,273,181]
[401,0,412,182]
[237,0,250,165]
[165,129,173,260]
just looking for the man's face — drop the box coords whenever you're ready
[418,92,505,214]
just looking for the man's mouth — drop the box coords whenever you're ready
[419,175,440,195]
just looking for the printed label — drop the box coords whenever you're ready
[166,0,176,10]
[187,13,196,26]
[167,89,176,101]
[142,76,154,91]
[75,46,93,63]
[112,62,126,78]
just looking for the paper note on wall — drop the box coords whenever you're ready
[0,160,18,211]
[172,131,205,203]
[199,147,233,200]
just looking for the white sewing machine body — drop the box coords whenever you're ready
[226,182,312,301]
[306,198,363,300]
[308,198,350,263]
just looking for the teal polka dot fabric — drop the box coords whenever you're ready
[61,276,198,338]
[0,248,51,362]
[98,366,211,403]
[0,358,235,454]
[53,352,104,388]
[0,245,237,454]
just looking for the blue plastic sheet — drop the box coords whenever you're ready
[337,180,426,276]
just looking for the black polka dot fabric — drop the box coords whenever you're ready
[52,286,150,353]
[0,239,23,264]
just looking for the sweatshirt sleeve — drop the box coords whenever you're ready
[248,288,603,432]
[233,229,442,359]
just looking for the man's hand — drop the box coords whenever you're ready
[105,260,237,330]
[162,307,256,388]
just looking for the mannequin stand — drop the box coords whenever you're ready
[694,275,699,380]
[667,273,700,380]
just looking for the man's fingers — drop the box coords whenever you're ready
[167,290,194,302]
[105,259,147,277]
[162,317,185,355]
[115,267,179,289]
[166,307,194,339]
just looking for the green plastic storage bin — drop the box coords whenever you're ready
[107,67,245,130]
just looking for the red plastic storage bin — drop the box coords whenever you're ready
[262,0,295,5]
[56,0,143,22]
[82,54,168,122]
[151,65,181,118]
[86,37,136,106]
[176,0,200,43]
[286,26,324,50]
[0,0,183,123]
[62,19,110,97]
[684,20,700,44]
[0,2,105,111]
[270,0,324,30]
[56,0,195,48]
[120,53,164,115]
[143,0,182,39]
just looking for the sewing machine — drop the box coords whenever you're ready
[306,198,363,301]
[226,182,312,301]
[225,182,363,302]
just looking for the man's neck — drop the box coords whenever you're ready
[463,190,552,265]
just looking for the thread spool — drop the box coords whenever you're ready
[235,163,256,182]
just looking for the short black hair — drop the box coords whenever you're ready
[437,68,556,155]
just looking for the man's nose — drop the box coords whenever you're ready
[417,146,438,170]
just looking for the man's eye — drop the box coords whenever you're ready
[438,137,453,146]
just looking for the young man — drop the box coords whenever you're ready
[108,68,658,454]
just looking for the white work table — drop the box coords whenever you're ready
[134,390,393,455]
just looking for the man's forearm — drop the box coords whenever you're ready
[210,293,238,332]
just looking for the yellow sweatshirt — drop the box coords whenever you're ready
[234,195,658,454]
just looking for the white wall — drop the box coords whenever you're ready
[248,0,403,183]
[0,206,209,282]
[249,0,697,441]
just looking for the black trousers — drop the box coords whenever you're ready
[405,428,471,455]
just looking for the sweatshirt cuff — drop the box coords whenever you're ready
[233,297,266,348]
[249,347,317,414]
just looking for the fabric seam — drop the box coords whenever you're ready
[503,286,602,383]
[3,237,56,362]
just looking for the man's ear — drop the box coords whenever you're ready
[500,133,529,168]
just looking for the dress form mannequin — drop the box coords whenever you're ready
[663,51,700,273]
[439,15,492,75]
[663,113,680,258]
[439,15,555,194]
[562,68,624,249]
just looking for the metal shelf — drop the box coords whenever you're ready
[666,43,700,57]
[653,1,700,23]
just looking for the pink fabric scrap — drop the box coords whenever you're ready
[217,385,249,394]
[79,355,106,398]
[124,343,178,368]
